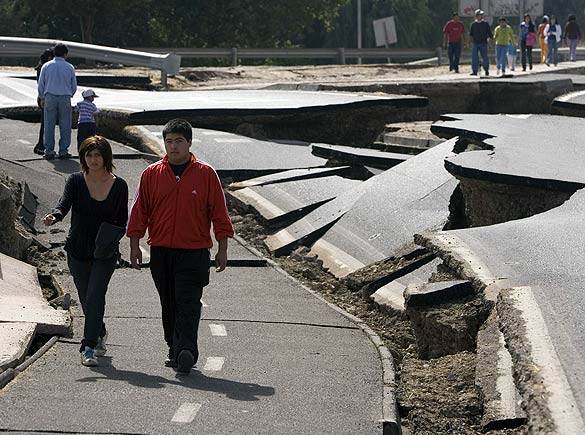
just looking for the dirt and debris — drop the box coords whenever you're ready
[230,208,526,434]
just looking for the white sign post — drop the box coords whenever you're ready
[373,16,398,48]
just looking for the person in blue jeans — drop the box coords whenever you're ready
[545,15,562,66]
[37,43,77,160]
[469,9,493,76]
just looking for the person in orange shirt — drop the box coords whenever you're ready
[127,118,234,374]
[538,15,549,64]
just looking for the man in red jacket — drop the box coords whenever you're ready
[127,118,234,374]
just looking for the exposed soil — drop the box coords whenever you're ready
[230,209,526,434]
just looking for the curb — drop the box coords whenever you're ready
[0,336,59,389]
[233,235,401,434]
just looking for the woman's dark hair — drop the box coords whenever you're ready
[569,14,576,22]
[79,136,115,173]
[35,48,54,71]
[162,118,192,142]
[524,14,531,21]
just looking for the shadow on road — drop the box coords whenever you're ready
[76,357,275,402]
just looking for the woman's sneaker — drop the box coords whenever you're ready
[81,346,98,367]
[95,332,108,357]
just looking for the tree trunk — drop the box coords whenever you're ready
[79,13,96,66]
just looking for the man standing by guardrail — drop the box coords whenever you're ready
[443,12,466,73]
[37,43,77,160]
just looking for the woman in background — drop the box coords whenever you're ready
[538,16,549,64]
[520,14,536,71]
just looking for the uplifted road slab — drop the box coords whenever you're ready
[265,139,457,277]
[309,139,457,277]
[311,143,411,169]
[0,253,70,334]
[553,89,585,117]
[431,114,585,191]
[0,75,427,146]
[138,126,327,179]
[229,176,360,226]
[229,166,352,189]
[417,189,585,433]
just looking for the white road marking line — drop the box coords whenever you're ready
[203,357,225,371]
[171,402,201,423]
[200,131,230,136]
[17,139,31,145]
[218,138,252,143]
[209,323,227,336]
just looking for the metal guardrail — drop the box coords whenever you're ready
[132,47,443,66]
[0,37,181,86]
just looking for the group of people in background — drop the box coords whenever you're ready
[443,9,582,76]
[34,43,99,159]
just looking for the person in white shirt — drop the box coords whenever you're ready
[544,15,562,66]
[37,43,77,160]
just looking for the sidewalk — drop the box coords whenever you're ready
[0,250,383,433]
[0,123,385,433]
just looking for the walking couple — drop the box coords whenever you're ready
[43,119,234,374]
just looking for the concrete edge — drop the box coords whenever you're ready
[233,234,401,433]
[498,287,585,434]
[0,322,37,372]
[0,335,59,390]
[123,125,165,157]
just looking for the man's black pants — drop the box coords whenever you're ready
[67,254,116,351]
[150,247,210,364]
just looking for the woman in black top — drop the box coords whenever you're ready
[43,136,128,367]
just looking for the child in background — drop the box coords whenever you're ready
[76,89,99,150]
[507,41,518,72]
[494,17,515,75]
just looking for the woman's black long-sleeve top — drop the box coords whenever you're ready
[52,172,129,260]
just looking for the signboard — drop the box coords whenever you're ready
[373,16,398,47]
[459,0,543,17]
[460,0,480,17]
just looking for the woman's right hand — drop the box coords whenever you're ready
[43,214,56,226]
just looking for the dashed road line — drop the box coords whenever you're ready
[203,357,225,371]
[209,323,227,336]
[17,139,31,145]
[171,402,202,423]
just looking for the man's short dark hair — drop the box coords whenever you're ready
[162,119,192,142]
[53,43,68,57]
[452,12,458,17]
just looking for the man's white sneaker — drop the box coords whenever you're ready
[81,346,98,367]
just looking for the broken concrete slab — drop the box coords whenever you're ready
[310,143,411,169]
[431,114,585,226]
[229,176,360,227]
[0,322,36,371]
[371,258,442,312]
[229,166,352,190]
[404,280,473,308]
[135,126,327,180]
[476,310,526,431]
[309,139,458,278]
[265,139,457,274]
[553,89,585,117]
[0,252,70,334]
[417,189,585,431]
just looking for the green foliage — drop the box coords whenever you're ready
[0,0,582,52]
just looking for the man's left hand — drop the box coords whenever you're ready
[215,249,228,272]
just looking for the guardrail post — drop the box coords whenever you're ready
[160,70,168,89]
[337,47,346,65]
[436,47,443,66]
[231,48,238,66]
